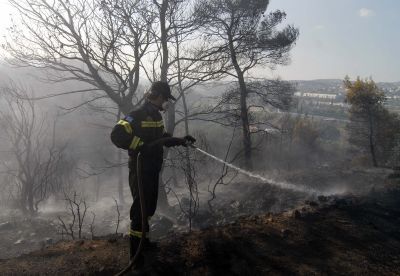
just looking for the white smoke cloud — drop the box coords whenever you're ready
[359,8,375,18]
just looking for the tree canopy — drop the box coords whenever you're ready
[344,76,400,167]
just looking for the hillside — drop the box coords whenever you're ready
[0,180,399,276]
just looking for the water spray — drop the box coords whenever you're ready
[191,145,322,195]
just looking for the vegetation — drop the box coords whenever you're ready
[194,0,299,168]
[0,2,399,255]
[0,83,74,214]
[344,77,400,167]
[0,1,399,274]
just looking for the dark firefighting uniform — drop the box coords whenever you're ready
[110,100,167,239]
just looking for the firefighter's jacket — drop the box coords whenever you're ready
[110,101,166,171]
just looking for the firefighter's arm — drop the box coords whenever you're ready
[110,115,144,151]
[158,126,196,148]
[160,135,196,147]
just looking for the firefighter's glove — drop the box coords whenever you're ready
[183,135,196,146]
[163,137,187,147]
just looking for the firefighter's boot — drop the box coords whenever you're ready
[129,236,144,269]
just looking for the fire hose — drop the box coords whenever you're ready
[115,137,188,276]
[115,136,317,275]
[115,151,146,276]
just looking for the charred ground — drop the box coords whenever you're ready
[0,178,399,276]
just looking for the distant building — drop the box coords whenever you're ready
[301,93,337,99]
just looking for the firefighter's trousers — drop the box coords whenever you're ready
[128,164,160,238]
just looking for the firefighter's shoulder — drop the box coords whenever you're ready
[110,110,139,150]
[124,106,147,123]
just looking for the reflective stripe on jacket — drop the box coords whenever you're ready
[110,101,166,171]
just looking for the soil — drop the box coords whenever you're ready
[0,179,399,275]
[0,215,60,260]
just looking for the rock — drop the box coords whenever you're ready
[14,239,25,245]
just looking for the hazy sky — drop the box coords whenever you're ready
[0,0,399,82]
[267,0,400,82]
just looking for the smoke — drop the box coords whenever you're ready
[195,147,339,196]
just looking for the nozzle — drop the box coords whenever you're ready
[187,142,196,149]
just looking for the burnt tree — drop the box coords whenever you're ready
[194,0,299,168]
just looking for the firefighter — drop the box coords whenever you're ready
[110,81,195,268]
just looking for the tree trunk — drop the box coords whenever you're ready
[180,73,194,231]
[368,113,378,167]
[95,175,101,202]
[228,32,252,169]
[157,0,172,210]
[158,105,176,210]
[119,101,135,117]
[117,149,125,205]
[238,77,253,170]
[116,109,125,205]
[27,182,34,215]
[20,182,28,214]
[159,0,169,83]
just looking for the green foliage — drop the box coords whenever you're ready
[193,0,299,167]
[194,0,299,69]
[344,76,400,167]
[344,76,385,113]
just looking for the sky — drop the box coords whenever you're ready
[267,0,400,82]
[0,0,399,82]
